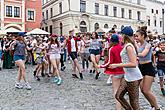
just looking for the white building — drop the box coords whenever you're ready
[41,0,146,35]
[145,0,165,34]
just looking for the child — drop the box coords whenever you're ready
[98,34,124,110]
[154,40,165,96]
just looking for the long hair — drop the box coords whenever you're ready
[92,32,98,39]
[109,42,119,48]
[50,36,60,47]
[136,29,147,39]
[123,35,138,54]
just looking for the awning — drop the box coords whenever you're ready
[26,28,50,35]
[5,27,21,33]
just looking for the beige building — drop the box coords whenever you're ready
[145,0,165,34]
[41,0,147,35]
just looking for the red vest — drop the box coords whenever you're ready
[67,37,79,55]
[100,44,124,75]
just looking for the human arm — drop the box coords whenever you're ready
[138,43,151,57]
[109,46,137,69]
[99,48,114,68]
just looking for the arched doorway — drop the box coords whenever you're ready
[104,24,108,28]
[60,23,63,36]
[80,21,87,32]
[94,23,99,31]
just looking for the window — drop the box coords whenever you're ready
[45,26,48,32]
[28,10,34,21]
[6,6,12,17]
[60,23,63,36]
[152,9,154,13]
[148,19,150,26]
[121,25,124,30]
[104,5,108,16]
[42,12,44,20]
[95,3,99,14]
[154,20,157,27]
[46,10,48,20]
[160,21,162,27]
[129,10,132,19]
[80,21,87,32]
[137,0,141,4]
[137,11,141,20]
[121,8,124,18]
[156,10,158,14]
[50,25,52,34]
[14,7,20,17]
[50,8,53,18]
[80,0,86,13]
[59,2,62,14]
[113,7,117,17]
[94,23,99,31]
[104,24,108,28]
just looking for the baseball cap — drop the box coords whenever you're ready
[18,32,25,37]
[51,34,58,37]
[121,26,133,36]
[110,34,119,43]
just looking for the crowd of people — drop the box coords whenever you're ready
[0,26,165,110]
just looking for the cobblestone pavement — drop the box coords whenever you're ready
[0,63,165,110]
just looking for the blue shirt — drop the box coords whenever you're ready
[138,42,152,62]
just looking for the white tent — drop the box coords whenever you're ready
[96,28,112,33]
[0,30,6,36]
[26,28,50,35]
[5,27,21,33]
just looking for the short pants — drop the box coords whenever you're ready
[70,52,78,60]
[157,67,165,77]
[14,55,25,62]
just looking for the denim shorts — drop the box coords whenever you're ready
[14,55,25,62]
[157,68,165,77]
[90,49,101,55]
[0,50,2,59]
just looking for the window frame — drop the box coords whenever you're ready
[27,9,35,22]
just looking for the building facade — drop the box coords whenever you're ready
[42,0,146,35]
[0,0,42,32]
[145,0,165,34]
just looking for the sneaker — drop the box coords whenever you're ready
[150,107,162,110]
[33,71,36,76]
[89,70,92,74]
[61,66,66,71]
[95,72,100,80]
[53,77,59,83]
[57,78,62,85]
[41,73,45,77]
[107,77,112,84]
[82,69,85,72]
[79,73,83,80]
[72,74,79,79]
[93,70,96,74]
[45,73,51,77]
[161,88,165,96]
[15,83,23,89]
[35,76,40,81]
[63,66,66,71]
[24,82,31,90]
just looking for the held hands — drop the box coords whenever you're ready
[108,64,118,69]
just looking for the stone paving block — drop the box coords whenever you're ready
[0,64,165,110]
